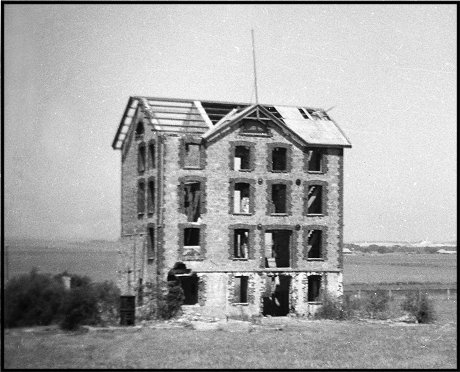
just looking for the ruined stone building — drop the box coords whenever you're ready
[112,96,351,318]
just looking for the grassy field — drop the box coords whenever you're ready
[4,299,457,369]
[343,253,457,285]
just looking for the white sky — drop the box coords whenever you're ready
[4,4,457,242]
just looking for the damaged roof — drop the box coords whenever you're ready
[112,96,352,149]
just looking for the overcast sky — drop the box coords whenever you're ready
[4,4,456,243]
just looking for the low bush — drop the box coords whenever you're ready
[314,293,345,320]
[401,292,436,323]
[364,290,390,318]
[5,269,121,330]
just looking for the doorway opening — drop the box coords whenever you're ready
[262,275,291,316]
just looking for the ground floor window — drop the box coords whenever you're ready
[234,276,248,303]
[307,275,322,302]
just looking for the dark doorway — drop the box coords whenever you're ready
[177,275,198,305]
[262,275,291,316]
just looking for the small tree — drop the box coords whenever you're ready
[160,280,185,319]
[59,286,99,330]
[401,292,436,323]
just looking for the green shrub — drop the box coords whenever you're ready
[59,286,99,330]
[364,290,390,318]
[5,268,66,327]
[401,292,436,323]
[160,281,185,319]
[314,293,344,320]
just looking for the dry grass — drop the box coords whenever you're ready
[4,300,457,369]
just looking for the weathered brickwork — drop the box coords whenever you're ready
[117,104,347,319]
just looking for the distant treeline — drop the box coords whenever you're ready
[344,244,457,254]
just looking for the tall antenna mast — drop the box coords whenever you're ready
[251,29,259,104]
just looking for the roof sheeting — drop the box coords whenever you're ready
[112,96,352,149]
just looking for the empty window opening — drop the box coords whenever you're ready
[184,143,201,168]
[265,230,291,268]
[135,120,144,137]
[307,230,322,259]
[183,181,201,222]
[182,228,201,258]
[147,227,155,260]
[308,149,322,172]
[262,275,291,316]
[234,276,248,303]
[272,147,287,171]
[137,181,145,214]
[234,146,250,170]
[234,183,250,214]
[147,180,155,214]
[148,142,156,169]
[308,275,322,302]
[138,144,146,173]
[234,229,249,259]
[184,228,200,247]
[271,184,287,214]
[307,186,322,214]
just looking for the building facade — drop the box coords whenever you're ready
[112,97,351,318]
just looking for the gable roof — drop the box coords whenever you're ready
[112,96,352,149]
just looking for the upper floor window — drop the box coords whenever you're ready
[271,184,287,214]
[148,141,156,169]
[307,185,323,215]
[147,178,155,214]
[268,143,291,172]
[138,143,146,174]
[137,180,145,216]
[183,181,202,222]
[234,229,249,259]
[180,137,205,169]
[307,149,323,172]
[234,182,250,214]
[135,120,144,139]
[272,147,287,171]
[234,146,250,171]
[307,230,322,259]
[147,224,155,261]
[179,224,206,261]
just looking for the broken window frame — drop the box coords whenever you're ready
[267,143,292,173]
[263,228,294,269]
[147,177,155,215]
[266,180,292,216]
[307,185,323,215]
[306,148,324,173]
[304,181,328,217]
[307,274,322,303]
[180,137,206,170]
[230,178,255,215]
[234,229,249,260]
[305,229,324,260]
[137,179,145,216]
[228,224,256,261]
[179,223,206,261]
[178,176,206,222]
[138,142,146,174]
[233,276,249,304]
